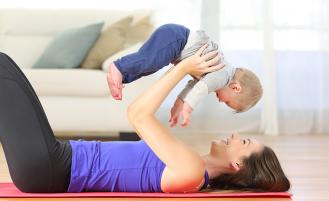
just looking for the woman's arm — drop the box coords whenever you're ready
[127,45,223,192]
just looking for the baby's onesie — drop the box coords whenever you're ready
[175,31,236,108]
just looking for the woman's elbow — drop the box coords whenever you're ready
[127,104,139,123]
[127,104,148,123]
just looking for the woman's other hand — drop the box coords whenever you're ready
[178,44,225,79]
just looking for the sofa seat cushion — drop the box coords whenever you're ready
[22,68,109,97]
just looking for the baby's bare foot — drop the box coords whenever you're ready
[107,62,123,100]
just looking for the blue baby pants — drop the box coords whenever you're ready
[114,24,190,83]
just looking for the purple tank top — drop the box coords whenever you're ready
[67,140,209,192]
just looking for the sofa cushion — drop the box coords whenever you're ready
[125,11,154,48]
[80,17,133,69]
[0,9,153,69]
[22,69,109,97]
[32,22,104,69]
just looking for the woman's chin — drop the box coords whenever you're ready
[211,139,226,147]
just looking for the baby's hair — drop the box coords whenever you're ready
[231,68,263,113]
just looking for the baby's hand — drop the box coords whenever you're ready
[181,102,193,127]
[169,98,184,127]
[169,98,193,127]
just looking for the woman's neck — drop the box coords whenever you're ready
[201,154,228,179]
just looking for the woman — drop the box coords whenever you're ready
[0,46,290,193]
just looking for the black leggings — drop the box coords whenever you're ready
[0,53,71,193]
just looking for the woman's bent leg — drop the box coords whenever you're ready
[0,53,71,193]
[114,23,190,83]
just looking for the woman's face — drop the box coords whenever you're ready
[210,133,264,169]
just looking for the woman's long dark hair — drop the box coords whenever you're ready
[209,146,290,192]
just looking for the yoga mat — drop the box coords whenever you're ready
[0,183,292,198]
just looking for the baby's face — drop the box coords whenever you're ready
[215,87,240,111]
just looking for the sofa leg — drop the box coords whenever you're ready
[119,132,140,141]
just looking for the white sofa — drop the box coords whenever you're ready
[0,9,158,138]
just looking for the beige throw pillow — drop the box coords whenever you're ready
[125,12,154,48]
[81,16,133,69]
[102,43,143,72]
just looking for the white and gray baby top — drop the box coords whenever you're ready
[174,30,236,109]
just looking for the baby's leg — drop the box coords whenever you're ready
[0,53,71,193]
[114,23,190,83]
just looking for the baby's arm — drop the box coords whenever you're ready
[169,79,197,127]
[182,65,236,109]
[171,65,234,127]
[177,79,198,101]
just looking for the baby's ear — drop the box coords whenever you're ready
[229,82,242,93]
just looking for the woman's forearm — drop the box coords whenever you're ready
[128,65,186,118]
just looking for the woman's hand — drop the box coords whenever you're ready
[178,44,225,79]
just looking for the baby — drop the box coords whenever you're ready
[107,24,263,127]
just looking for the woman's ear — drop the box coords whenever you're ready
[230,162,241,172]
[229,82,242,93]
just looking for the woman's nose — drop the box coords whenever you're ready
[231,133,240,140]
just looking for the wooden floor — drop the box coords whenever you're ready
[1,133,329,201]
